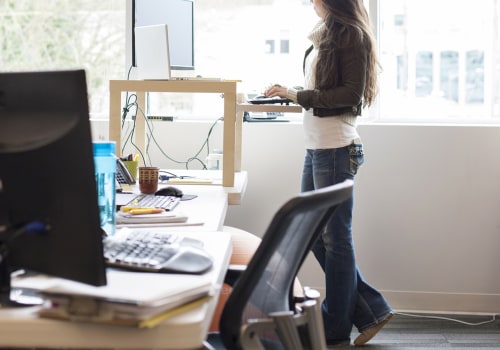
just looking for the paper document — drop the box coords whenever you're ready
[116,210,188,224]
[13,268,213,325]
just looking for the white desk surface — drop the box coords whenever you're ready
[119,178,231,232]
[2,230,232,350]
[160,169,248,205]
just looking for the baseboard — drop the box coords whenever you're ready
[383,290,500,315]
[314,288,500,315]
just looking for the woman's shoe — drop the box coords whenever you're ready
[354,313,393,346]
[327,339,351,348]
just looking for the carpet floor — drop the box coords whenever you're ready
[335,312,500,349]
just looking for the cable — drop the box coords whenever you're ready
[121,65,135,123]
[127,104,148,166]
[395,311,498,326]
[180,116,223,170]
[158,170,196,181]
[140,114,223,170]
[118,85,224,169]
[196,116,223,162]
[0,221,49,245]
[159,170,179,180]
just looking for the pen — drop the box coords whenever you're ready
[121,206,160,213]
[128,208,165,215]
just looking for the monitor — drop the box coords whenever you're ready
[132,0,194,70]
[0,70,107,306]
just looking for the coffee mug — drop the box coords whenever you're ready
[138,166,159,194]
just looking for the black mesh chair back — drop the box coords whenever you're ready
[215,180,353,350]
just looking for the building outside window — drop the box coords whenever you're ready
[377,0,499,123]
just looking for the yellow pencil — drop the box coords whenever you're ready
[128,208,165,215]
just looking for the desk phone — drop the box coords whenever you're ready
[116,158,135,185]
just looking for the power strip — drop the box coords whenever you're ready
[147,115,175,121]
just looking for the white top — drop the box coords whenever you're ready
[302,21,360,150]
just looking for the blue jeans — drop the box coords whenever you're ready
[301,144,392,343]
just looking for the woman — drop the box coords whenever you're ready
[264,0,393,346]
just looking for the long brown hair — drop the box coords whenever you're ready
[315,0,379,107]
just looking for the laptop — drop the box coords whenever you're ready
[134,24,220,81]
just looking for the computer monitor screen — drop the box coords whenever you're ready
[0,70,107,305]
[132,0,194,70]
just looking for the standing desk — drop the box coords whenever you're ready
[109,79,242,188]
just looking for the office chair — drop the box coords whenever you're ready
[204,180,354,350]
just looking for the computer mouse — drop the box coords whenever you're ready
[155,186,183,197]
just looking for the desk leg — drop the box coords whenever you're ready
[234,93,244,173]
[109,81,122,152]
[222,90,236,187]
[135,91,147,162]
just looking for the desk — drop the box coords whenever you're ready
[160,169,248,205]
[117,171,246,232]
[2,230,232,350]
[109,79,241,188]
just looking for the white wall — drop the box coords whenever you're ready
[91,119,500,314]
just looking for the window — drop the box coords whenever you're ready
[265,40,276,54]
[440,51,459,102]
[0,0,125,118]
[415,51,433,97]
[2,0,499,124]
[375,0,500,123]
[466,50,485,104]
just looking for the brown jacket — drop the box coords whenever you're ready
[296,42,368,117]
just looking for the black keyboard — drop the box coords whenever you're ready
[103,230,213,274]
[248,96,293,105]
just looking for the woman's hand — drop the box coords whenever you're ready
[264,84,287,98]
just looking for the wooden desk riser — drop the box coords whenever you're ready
[1,231,232,350]
[109,79,241,188]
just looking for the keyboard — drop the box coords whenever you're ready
[103,230,213,274]
[248,96,293,105]
[126,194,180,211]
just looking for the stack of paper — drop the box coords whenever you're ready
[116,210,189,224]
[13,268,213,328]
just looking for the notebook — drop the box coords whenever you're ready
[134,24,221,81]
